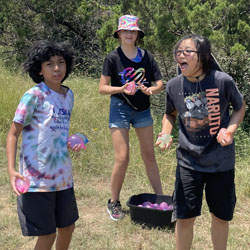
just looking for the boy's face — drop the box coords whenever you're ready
[39,55,66,87]
[175,38,203,79]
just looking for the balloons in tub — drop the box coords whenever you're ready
[68,133,89,150]
[15,177,30,193]
[138,201,173,211]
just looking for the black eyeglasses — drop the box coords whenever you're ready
[175,50,198,57]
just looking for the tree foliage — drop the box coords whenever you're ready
[0,0,104,75]
[0,0,249,129]
[97,0,250,128]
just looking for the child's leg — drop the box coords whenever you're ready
[211,214,229,250]
[173,166,205,250]
[175,217,196,250]
[205,170,236,250]
[135,125,163,194]
[110,128,130,201]
[56,223,75,250]
[34,233,56,250]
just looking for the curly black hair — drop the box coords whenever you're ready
[23,40,75,83]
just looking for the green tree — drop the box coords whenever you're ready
[97,0,249,128]
[0,0,249,129]
[0,0,104,75]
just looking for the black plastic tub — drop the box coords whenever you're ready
[127,193,176,229]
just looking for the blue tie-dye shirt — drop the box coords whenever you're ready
[13,82,74,192]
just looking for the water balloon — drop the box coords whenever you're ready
[15,177,30,193]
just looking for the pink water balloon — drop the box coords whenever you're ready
[138,201,173,210]
[125,81,136,92]
[15,177,30,193]
[159,202,169,210]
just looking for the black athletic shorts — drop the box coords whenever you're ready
[173,165,236,221]
[17,187,79,236]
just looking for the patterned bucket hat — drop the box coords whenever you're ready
[113,15,144,38]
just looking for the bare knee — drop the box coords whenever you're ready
[38,232,56,243]
[211,214,229,226]
[116,155,129,166]
[177,217,196,229]
[141,149,156,163]
[58,223,75,237]
[35,233,56,249]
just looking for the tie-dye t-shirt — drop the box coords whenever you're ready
[13,82,74,192]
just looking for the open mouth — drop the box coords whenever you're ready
[179,62,188,71]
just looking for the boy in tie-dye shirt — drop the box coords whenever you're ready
[7,40,79,249]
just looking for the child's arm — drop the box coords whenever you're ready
[227,101,246,134]
[6,122,24,195]
[217,101,246,146]
[99,75,129,95]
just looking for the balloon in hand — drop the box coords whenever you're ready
[15,177,30,193]
[68,133,89,150]
[156,133,171,149]
[217,128,231,143]
[125,81,136,92]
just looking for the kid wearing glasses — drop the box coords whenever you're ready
[157,34,246,250]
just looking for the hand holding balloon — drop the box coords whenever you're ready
[125,81,136,92]
[217,128,232,146]
[156,133,172,149]
[124,81,136,95]
[68,133,89,151]
[15,177,30,194]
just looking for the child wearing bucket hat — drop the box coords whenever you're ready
[156,34,246,249]
[113,15,145,39]
[99,14,163,220]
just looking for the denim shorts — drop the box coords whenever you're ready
[173,166,236,221]
[109,96,153,129]
[17,187,79,236]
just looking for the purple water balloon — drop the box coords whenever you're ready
[75,133,89,144]
[137,201,173,210]
[142,201,152,207]
[151,203,159,209]
[68,134,87,149]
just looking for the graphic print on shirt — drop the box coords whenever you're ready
[50,106,71,131]
[119,67,147,89]
[181,88,221,135]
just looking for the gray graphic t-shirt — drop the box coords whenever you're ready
[165,70,243,172]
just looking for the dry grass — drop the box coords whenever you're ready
[0,65,249,249]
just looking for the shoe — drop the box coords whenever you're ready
[107,199,125,221]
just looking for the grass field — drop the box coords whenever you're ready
[0,64,249,250]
